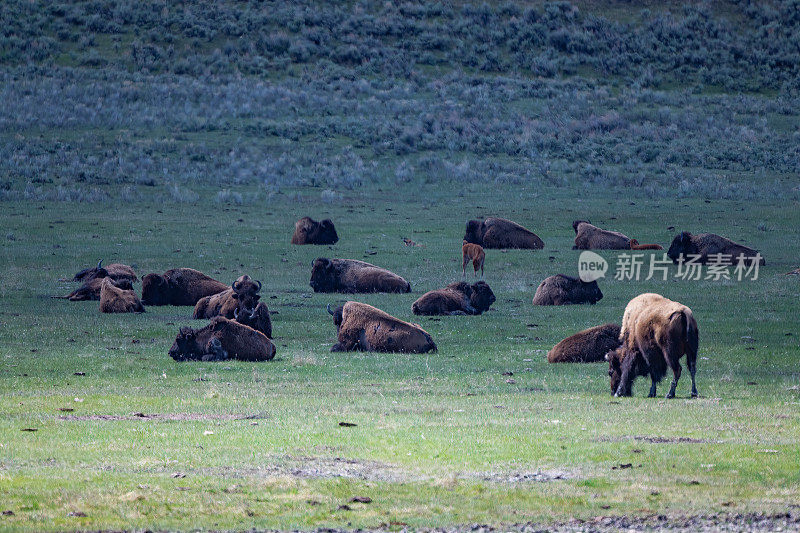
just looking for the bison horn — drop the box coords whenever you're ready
[231,280,239,292]
[327,303,334,316]
[311,259,316,268]
[256,280,262,292]
[234,307,240,320]
[97,259,103,269]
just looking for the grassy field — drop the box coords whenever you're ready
[1,186,799,530]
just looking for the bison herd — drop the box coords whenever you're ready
[57,215,767,398]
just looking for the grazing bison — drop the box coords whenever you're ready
[310,258,411,293]
[532,274,603,305]
[234,302,272,339]
[572,221,631,250]
[607,293,699,398]
[60,277,133,301]
[462,241,485,278]
[291,216,339,245]
[667,231,764,265]
[73,259,138,283]
[547,323,621,363]
[328,301,436,353]
[99,278,144,313]
[141,268,229,306]
[630,239,663,250]
[169,317,276,362]
[412,281,496,316]
[464,217,544,249]
[193,275,262,319]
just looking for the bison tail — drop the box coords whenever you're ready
[684,310,699,355]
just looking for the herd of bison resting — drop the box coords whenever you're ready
[57,215,766,398]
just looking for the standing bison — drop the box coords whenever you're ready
[464,217,544,249]
[607,293,699,398]
[169,317,276,362]
[328,301,436,353]
[547,323,621,363]
[141,268,229,306]
[572,221,631,250]
[532,274,603,305]
[99,278,145,313]
[73,259,138,283]
[412,281,496,316]
[667,232,764,265]
[310,258,411,293]
[291,217,339,245]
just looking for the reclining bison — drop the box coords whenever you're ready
[573,221,631,250]
[141,268,229,306]
[532,274,602,305]
[411,281,495,316]
[607,293,699,399]
[547,323,621,363]
[73,259,138,283]
[169,317,276,362]
[291,216,339,245]
[328,302,436,353]
[99,278,145,313]
[667,231,764,265]
[193,275,272,337]
[60,277,134,301]
[464,217,544,249]
[310,258,410,293]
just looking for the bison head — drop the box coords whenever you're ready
[141,273,169,305]
[169,326,200,361]
[73,259,110,282]
[463,220,483,245]
[581,279,603,304]
[310,258,337,292]
[231,275,262,312]
[470,281,496,314]
[667,232,696,263]
[327,303,345,330]
[314,219,339,244]
[605,347,626,395]
[572,220,590,234]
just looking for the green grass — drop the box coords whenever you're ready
[1,186,799,530]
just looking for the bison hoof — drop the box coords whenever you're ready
[691,391,699,398]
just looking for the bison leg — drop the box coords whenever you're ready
[647,373,658,398]
[687,348,699,398]
[462,256,469,279]
[665,350,682,399]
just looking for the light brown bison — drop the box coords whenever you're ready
[60,277,134,301]
[73,259,138,283]
[462,241,485,278]
[630,239,663,250]
[193,275,262,319]
[411,281,496,316]
[607,293,699,398]
[141,268,229,306]
[291,216,339,245]
[310,258,411,293]
[532,274,603,306]
[464,217,544,249]
[327,302,436,353]
[547,323,621,363]
[667,231,764,265]
[233,302,272,339]
[169,317,276,362]
[99,278,145,313]
[573,220,631,250]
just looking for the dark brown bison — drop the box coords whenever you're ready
[141,268,229,306]
[464,217,544,249]
[233,302,272,339]
[327,301,436,353]
[667,232,765,265]
[99,278,144,313]
[291,216,339,245]
[572,221,631,250]
[59,277,134,301]
[607,293,699,398]
[411,281,496,316]
[193,275,262,319]
[532,274,603,305]
[547,323,621,363]
[73,259,138,283]
[310,258,411,293]
[169,317,276,362]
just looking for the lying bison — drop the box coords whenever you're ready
[573,221,631,250]
[193,275,261,319]
[233,302,272,339]
[141,268,229,306]
[291,216,339,245]
[607,293,699,398]
[667,231,764,265]
[310,258,410,293]
[547,323,621,363]
[411,281,496,316]
[61,277,134,301]
[532,274,602,305]
[169,317,276,362]
[328,302,436,353]
[464,217,544,249]
[99,278,144,313]
[73,259,138,283]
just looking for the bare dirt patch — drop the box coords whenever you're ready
[595,435,716,444]
[57,412,270,422]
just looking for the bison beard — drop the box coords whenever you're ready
[328,302,436,353]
